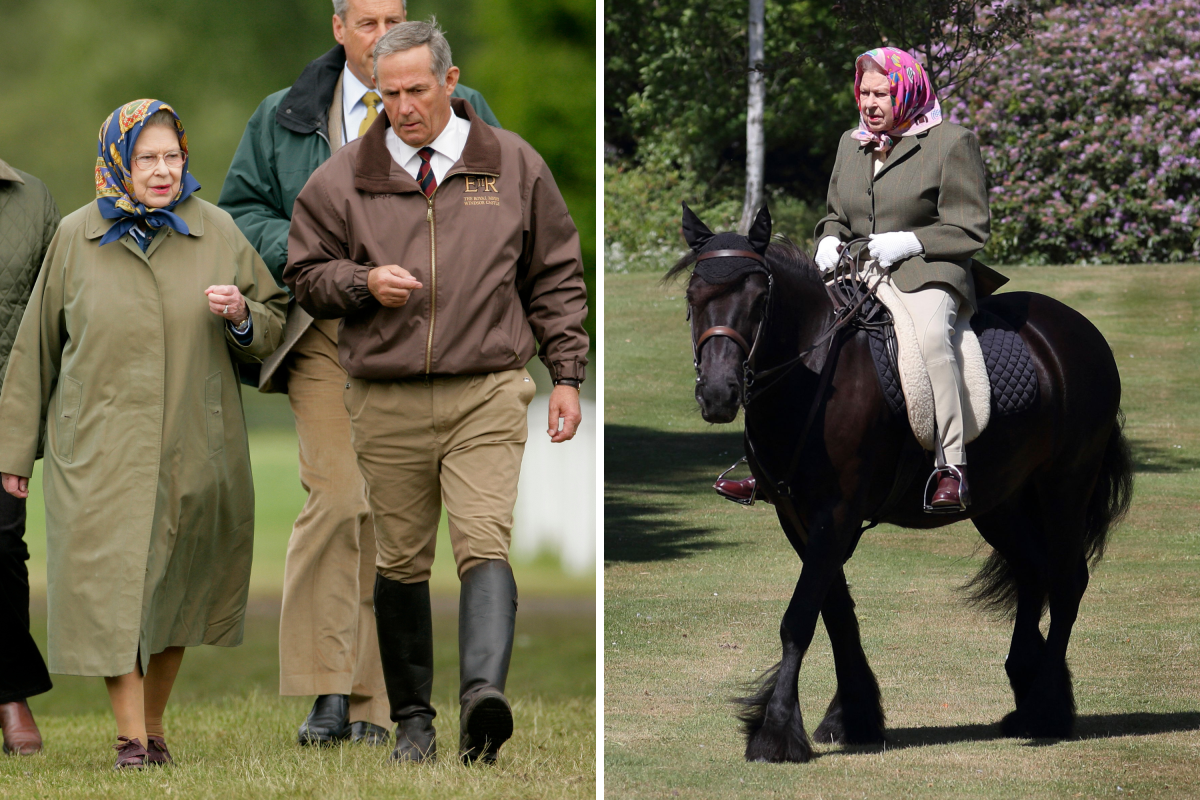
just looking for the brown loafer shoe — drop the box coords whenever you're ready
[929,466,970,510]
[113,736,147,770]
[146,735,172,765]
[713,477,772,505]
[1,700,43,755]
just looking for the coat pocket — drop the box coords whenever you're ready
[205,372,224,457]
[56,376,83,463]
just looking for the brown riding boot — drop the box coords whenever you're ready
[0,700,42,755]
[930,466,970,510]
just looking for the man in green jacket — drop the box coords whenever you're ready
[217,0,499,747]
[0,157,57,756]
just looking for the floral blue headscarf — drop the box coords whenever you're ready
[94,99,201,246]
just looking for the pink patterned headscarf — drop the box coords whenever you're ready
[851,47,943,151]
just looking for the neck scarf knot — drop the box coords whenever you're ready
[94,99,201,246]
[851,47,943,151]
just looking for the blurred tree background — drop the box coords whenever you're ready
[0,0,595,342]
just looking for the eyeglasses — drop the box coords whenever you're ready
[132,150,185,170]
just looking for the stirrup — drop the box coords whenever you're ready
[922,464,968,515]
[714,457,757,507]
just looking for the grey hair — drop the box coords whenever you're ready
[333,0,406,19]
[372,17,453,86]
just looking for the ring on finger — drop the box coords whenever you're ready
[224,304,229,314]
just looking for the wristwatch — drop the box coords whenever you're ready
[553,378,581,389]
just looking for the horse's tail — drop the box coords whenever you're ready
[964,409,1134,617]
[1081,408,1134,566]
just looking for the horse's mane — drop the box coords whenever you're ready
[662,234,821,285]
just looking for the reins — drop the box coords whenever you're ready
[687,236,908,549]
[689,237,891,507]
[742,239,888,404]
[689,238,887,405]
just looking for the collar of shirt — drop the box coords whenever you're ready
[384,111,470,186]
[341,64,377,144]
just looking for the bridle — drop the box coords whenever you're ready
[686,237,912,542]
[688,249,772,377]
[688,239,887,405]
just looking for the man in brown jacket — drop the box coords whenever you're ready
[284,20,588,765]
[0,158,57,756]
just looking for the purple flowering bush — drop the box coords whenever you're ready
[945,0,1200,264]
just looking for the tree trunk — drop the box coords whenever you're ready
[739,0,766,234]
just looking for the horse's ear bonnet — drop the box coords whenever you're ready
[682,203,771,284]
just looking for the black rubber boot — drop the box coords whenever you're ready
[374,574,437,763]
[297,695,349,746]
[458,560,518,764]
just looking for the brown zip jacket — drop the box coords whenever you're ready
[284,98,588,382]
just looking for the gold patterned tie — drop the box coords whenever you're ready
[358,91,381,138]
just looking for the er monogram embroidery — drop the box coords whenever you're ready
[463,176,500,206]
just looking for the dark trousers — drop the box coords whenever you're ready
[0,488,52,704]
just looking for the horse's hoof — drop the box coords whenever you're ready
[744,724,814,763]
[814,699,886,746]
[813,708,845,745]
[1000,708,1074,739]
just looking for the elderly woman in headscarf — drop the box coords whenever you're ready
[821,46,1008,508]
[0,99,287,769]
[715,46,1003,510]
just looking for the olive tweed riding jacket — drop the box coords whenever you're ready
[815,121,1007,299]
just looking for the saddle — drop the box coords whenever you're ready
[858,279,1039,451]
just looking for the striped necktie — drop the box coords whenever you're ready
[417,147,437,198]
[358,92,380,138]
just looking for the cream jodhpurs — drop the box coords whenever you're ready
[890,282,971,466]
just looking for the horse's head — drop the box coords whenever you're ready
[669,203,773,424]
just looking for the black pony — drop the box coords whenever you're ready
[667,204,1133,762]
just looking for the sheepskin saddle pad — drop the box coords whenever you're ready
[861,281,1039,452]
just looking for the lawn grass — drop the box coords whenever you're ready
[604,265,1200,799]
[5,415,595,797]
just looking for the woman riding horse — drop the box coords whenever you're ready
[716,46,1004,510]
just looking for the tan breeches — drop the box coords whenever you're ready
[278,319,389,729]
[343,369,536,584]
[891,283,972,465]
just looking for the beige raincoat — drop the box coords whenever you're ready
[0,196,287,676]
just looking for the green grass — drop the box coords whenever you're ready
[4,605,594,799]
[604,266,1200,799]
[5,410,595,797]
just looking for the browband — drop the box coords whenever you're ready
[694,249,766,264]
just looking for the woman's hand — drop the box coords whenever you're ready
[815,236,842,273]
[2,473,30,499]
[867,231,923,268]
[205,285,249,325]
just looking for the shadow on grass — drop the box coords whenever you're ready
[1127,436,1200,473]
[605,424,746,563]
[842,711,1200,752]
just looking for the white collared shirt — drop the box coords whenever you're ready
[385,112,470,186]
[341,65,379,145]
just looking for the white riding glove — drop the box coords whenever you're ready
[867,231,923,268]
[814,236,842,274]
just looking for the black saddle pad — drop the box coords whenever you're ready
[863,305,1039,419]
